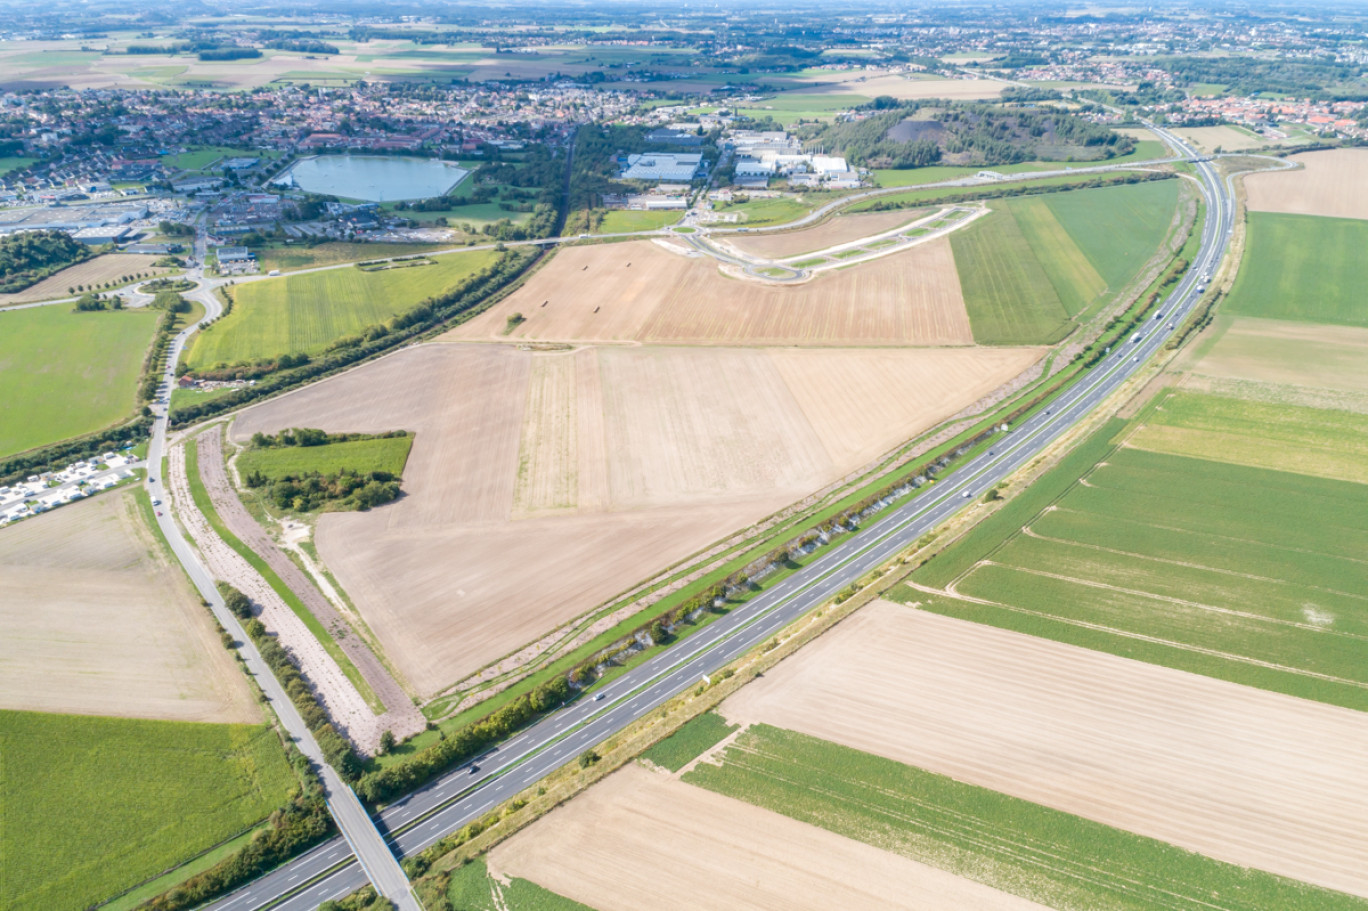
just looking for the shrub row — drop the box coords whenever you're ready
[218,582,364,780]
[860,170,1172,213]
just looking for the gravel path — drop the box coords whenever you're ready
[168,440,396,753]
[198,426,426,745]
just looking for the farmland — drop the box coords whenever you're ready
[0,305,158,459]
[1243,149,1368,220]
[1129,390,1368,483]
[253,242,442,273]
[237,435,414,482]
[452,238,975,347]
[641,711,737,773]
[728,209,926,259]
[594,209,682,233]
[908,423,1368,712]
[686,724,1368,911]
[0,252,169,306]
[186,249,498,367]
[1225,213,1368,328]
[717,605,1368,902]
[0,709,295,911]
[951,180,1181,344]
[491,764,1050,911]
[229,341,1041,696]
[0,487,260,722]
[447,858,593,911]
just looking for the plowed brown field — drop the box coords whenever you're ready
[1244,149,1368,219]
[0,488,258,722]
[449,237,972,346]
[231,343,1039,696]
[492,764,1052,911]
[728,209,928,259]
[723,602,1368,898]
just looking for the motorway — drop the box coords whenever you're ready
[203,127,1235,911]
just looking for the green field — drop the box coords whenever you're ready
[0,156,36,176]
[686,724,1367,911]
[187,250,498,367]
[1130,390,1368,484]
[905,417,1368,712]
[0,306,158,459]
[951,180,1179,344]
[238,435,414,481]
[0,710,295,911]
[640,711,737,772]
[447,857,594,911]
[596,209,683,233]
[1226,213,1368,328]
[163,146,270,171]
[717,195,812,227]
[872,141,1168,188]
[254,242,443,273]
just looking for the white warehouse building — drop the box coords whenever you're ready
[619,153,704,182]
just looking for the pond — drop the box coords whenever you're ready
[273,155,469,202]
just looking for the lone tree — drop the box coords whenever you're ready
[378,730,396,754]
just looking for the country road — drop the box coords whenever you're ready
[199,126,1242,911]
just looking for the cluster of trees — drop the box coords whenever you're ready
[159,220,195,236]
[137,308,179,402]
[247,468,401,513]
[1155,56,1366,101]
[0,230,90,293]
[170,251,536,427]
[355,674,572,805]
[74,292,121,311]
[220,582,363,778]
[801,101,1133,169]
[263,36,339,55]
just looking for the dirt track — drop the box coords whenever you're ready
[197,426,425,741]
[492,764,1052,911]
[0,487,258,723]
[722,602,1368,898]
[728,209,927,260]
[167,441,392,752]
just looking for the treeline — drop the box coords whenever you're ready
[137,300,183,402]
[264,37,339,55]
[355,675,572,805]
[220,583,363,778]
[800,102,1133,170]
[170,251,535,427]
[0,230,90,293]
[0,418,150,487]
[1078,257,1188,368]
[250,428,408,449]
[860,171,1173,214]
[1155,56,1367,100]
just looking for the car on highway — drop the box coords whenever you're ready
[593,693,605,701]
[961,490,971,498]
[468,764,479,775]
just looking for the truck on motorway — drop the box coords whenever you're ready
[1132,332,1143,344]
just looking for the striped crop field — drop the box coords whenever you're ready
[187,250,498,368]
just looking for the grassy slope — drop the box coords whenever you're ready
[1225,212,1368,328]
[447,857,594,911]
[905,419,1368,712]
[0,710,294,911]
[0,306,158,459]
[686,725,1367,911]
[238,436,414,481]
[187,250,498,367]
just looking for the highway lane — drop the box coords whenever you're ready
[205,129,1234,911]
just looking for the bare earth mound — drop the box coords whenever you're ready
[449,238,972,347]
[1244,149,1368,220]
[0,488,259,723]
[722,602,1368,898]
[728,209,926,260]
[231,343,1039,696]
[492,763,1051,911]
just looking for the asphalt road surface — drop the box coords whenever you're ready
[202,128,1234,911]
